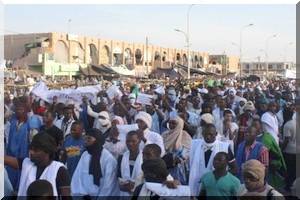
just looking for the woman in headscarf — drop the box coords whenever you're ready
[161,116,192,185]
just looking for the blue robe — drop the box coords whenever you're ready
[6,114,30,190]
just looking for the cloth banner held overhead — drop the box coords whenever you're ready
[31,81,100,108]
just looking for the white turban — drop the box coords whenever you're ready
[229,88,236,95]
[112,116,125,125]
[98,111,110,126]
[200,113,213,124]
[135,111,152,129]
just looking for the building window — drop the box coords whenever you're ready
[246,64,250,69]
[268,64,273,69]
[277,65,282,69]
[286,64,289,69]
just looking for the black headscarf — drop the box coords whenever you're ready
[85,128,105,186]
[30,132,57,159]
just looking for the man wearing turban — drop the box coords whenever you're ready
[238,160,284,199]
[135,111,165,158]
[71,128,119,197]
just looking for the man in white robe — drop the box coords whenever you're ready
[117,131,143,197]
[134,111,165,157]
[261,102,280,144]
[189,123,237,197]
[71,128,119,198]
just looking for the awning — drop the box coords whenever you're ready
[91,64,119,76]
[150,68,180,78]
[25,37,49,49]
[80,66,100,76]
[175,64,212,75]
[17,69,41,78]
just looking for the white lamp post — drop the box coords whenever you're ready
[175,4,195,80]
[240,23,253,79]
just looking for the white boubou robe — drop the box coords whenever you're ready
[18,158,64,197]
[189,139,230,196]
[119,151,143,196]
[71,149,119,197]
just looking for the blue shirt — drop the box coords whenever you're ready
[63,136,86,177]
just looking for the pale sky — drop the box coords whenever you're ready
[2,3,297,63]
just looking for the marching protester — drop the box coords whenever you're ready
[199,152,240,199]
[161,116,191,185]
[61,120,86,178]
[237,160,284,199]
[3,75,298,199]
[4,132,71,198]
[117,130,143,197]
[71,128,119,197]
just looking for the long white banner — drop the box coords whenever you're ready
[31,81,101,108]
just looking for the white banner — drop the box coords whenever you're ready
[136,92,153,106]
[31,81,50,103]
[31,81,99,108]
[106,85,122,100]
[145,182,190,197]
[116,124,139,142]
[155,86,165,95]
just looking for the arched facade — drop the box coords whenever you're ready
[4,32,213,77]
[54,40,68,63]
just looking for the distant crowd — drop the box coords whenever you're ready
[3,75,300,200]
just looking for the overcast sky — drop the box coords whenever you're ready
[2,3,296,63]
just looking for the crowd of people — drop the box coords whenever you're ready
[3,75,300,200]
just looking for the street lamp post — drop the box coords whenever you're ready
[187,4,195,80]
[240,23,253,79]
[284,42,293,63]
[266,34,277,76]
[175,4,195,80]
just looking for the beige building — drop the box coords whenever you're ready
[208,54,240,76]
[241,61,295,77]
[4,32,237,79]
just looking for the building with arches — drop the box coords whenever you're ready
[4,32,228,79]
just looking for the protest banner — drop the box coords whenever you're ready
[154,86,165,95]
[116,124,139,142]
[106,85,122,100]
[31,81,98,108]
[145,182,190,197]
[136,92,153,106]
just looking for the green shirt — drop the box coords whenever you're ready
[201,171,240,200]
